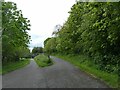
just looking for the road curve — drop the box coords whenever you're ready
[2,57,109,88]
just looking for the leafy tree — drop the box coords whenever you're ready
[44,2,120,73]
[2,1,31,63]
[44,37,51,47]
[44,37,57,54]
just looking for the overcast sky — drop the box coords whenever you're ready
[5,0,76,51]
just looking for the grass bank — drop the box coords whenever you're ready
[2,59,30,75]
[34,54,53,67]
[54,54,118,88]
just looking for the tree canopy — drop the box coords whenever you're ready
[32,47,43,54]
[44,2,120,73]
[2,1,31,63]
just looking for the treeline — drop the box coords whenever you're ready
[44,2,120,73]
[2,1,31,64]
[32,47,43,57]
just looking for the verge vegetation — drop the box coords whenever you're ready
[2,59,30,75]
[54,54,118,88]
[2,1,31,73]
[44,2,120,88]
[34,54,53,67]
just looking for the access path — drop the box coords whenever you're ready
[3,56,109,88]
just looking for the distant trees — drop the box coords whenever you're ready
[2,1,31,63]
[32,47,43,55]
[44,38,57,54]
[44,2,120,73]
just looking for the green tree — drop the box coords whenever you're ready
[44,37,51,47]
[32,47,43,54]
[44,2,120,73]
[44,37,57,54]
[2,1,31,63]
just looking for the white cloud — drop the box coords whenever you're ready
[5,0,76,50]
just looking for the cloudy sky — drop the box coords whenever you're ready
[5,0,76,51]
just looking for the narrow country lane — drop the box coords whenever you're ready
[3,59,46,88]
[3,57,109,88]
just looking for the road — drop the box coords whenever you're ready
[2,56,109,88]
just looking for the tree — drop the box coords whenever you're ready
[32,47,43,54]
[44,2,120,73]
[44,37,57,54]
[2,1,31,63]
[44,37,51,47]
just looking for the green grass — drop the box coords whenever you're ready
[54,54,118,88]
[34,54,53,67]
[2,59,30,75]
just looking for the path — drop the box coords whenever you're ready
[2,57,109,88]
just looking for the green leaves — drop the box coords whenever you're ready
[2,1,31,62]
[44,2,120,73]
[44,38,57,54]
[32,47,43,54]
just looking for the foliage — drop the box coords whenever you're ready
[44,37,51,47]
[34,54,53,67]
[44,37,57,54]
[2,1,31,63]
[44,2,120,74]
[32,47,43,54]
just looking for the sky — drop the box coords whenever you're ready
[5,0,76,51]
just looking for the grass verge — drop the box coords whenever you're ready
[2,59,30,75]
[54,54,118,88]
[34,54,53,67]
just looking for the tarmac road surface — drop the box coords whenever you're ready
[2,56,109,88]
